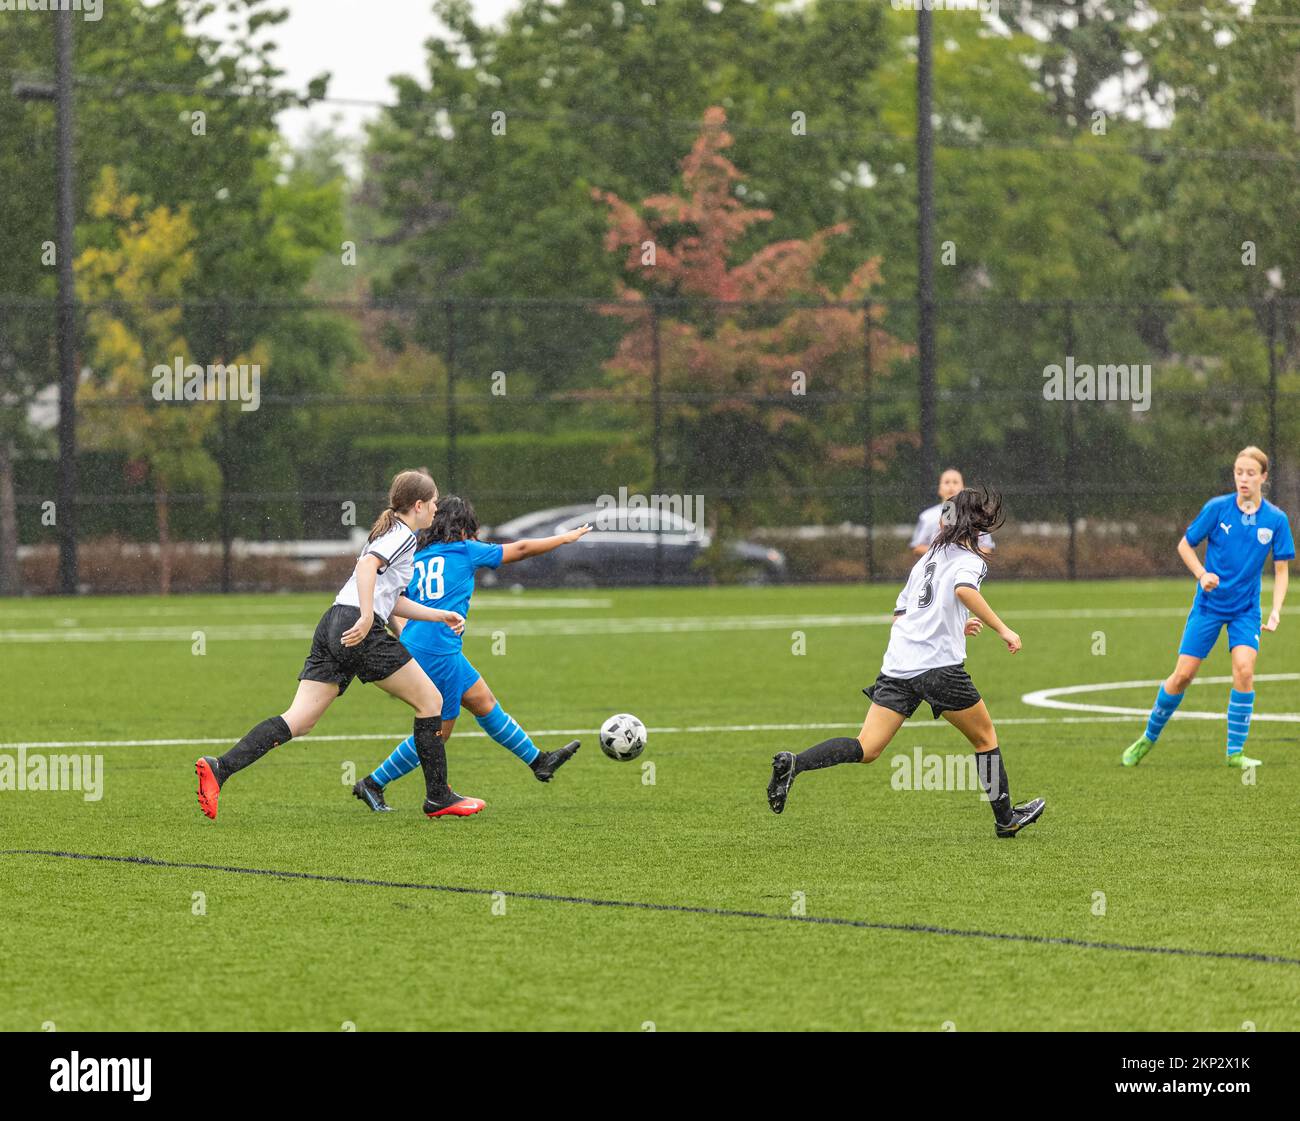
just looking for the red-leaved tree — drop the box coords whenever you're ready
[593,107,914,530]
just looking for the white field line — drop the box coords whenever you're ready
[0,715,1151,751]
[0,595,612,622]
[0,624,322,643]
[0,622,684,642]
[6,603,1294,644]
[0,601,1200,622]
[1021,673,1300,722]
[13,676,1294,750]
[0,617,898,643]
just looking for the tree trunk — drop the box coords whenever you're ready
[0,436,20,596]
[156,484,171,596]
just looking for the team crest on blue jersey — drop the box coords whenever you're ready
[1257,527,1273,545]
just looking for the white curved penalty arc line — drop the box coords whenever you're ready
[1022,673,1300,723]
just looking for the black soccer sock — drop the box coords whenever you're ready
[975,746,1012,822]
[217,715,292,781]
[414,716,449,802]
[793,737,864,775]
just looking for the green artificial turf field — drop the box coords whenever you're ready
[2,580,1297,1031]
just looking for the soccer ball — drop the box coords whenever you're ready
[599,713,647,761]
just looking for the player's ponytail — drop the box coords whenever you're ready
[929,486,1004,562]
[369,507,397,540]
[368,470,438,542]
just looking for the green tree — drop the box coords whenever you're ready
[1008,0,1142,131]
[75,169,247,593]
[363,0,894,369]
[1,0,348,569]
[1129,0,1300,303]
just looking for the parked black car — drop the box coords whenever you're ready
[478,504,786,587]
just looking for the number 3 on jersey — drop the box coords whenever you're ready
[917,561,937,610]
[413,555,445,600]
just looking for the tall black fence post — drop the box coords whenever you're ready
[1267,298,1279,511]
[218,303,233,593]
[1064,301,1078,580]
[863,299,875,582]
[445,300,457,492]
[54,9,79,594]
[916,5,938,505]
[651,302,664,585]
[0,304,19,597]
[219,406,232,593]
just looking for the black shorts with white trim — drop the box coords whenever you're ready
[298,604,412,695]
[864,663,982,720]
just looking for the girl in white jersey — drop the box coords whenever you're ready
[767,488,1045,838]
[910,468,994,557]
[195,471,481,821]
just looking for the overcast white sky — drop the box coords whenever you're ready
[231,0,518,149]
[202,0,1233,154]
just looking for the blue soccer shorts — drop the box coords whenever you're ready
[1177,607,1260,659]
[412,650,484,720]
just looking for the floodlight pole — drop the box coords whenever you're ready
[16,15,81,593]
[54,9,79,594]
[916,6,938,502]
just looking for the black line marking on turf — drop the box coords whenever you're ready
[6,848,1299,968]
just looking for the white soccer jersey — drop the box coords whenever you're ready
[334,521,418,623]
[908,503,995,552]
[881,543,988,678]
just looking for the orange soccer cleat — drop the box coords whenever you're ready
[423,793,486,818]
[195,756,222,820]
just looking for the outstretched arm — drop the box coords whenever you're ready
[955,585,1020,653]
[501,524,592,565]
[1265,561,1288,631]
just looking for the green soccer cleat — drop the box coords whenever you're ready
[1226,752,1262,769]
[1121,735,1154,767]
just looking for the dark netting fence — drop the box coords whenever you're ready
[4,295,1297,593]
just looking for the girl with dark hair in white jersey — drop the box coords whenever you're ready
[768,488,1044,838]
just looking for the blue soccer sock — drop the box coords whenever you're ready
[476,702,539,765]
[1226,689,1255,757]
[1144,685,1184,743]
[370,735,421,786]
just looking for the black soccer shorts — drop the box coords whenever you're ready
[298,604,411,695]
[863,663,982,720]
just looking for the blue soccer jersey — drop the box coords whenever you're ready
[399,538,504,656]
[1185,494,1294,618]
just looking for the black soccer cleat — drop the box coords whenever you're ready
[995,797,1046,839]
[767,751,796,814]
[530,740,580,783]
[352,774,392,813]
